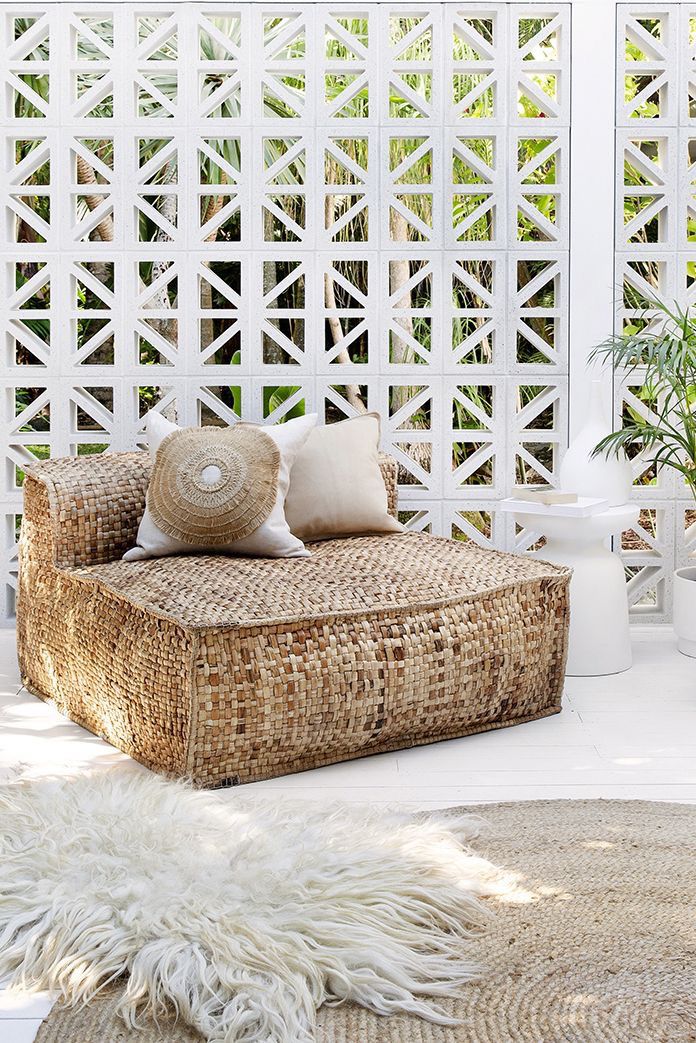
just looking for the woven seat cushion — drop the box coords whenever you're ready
[74,531,566,632]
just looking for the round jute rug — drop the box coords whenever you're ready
[35,800,696,1043]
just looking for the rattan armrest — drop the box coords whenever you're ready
[377,452,399,519]
[22,452,151,568]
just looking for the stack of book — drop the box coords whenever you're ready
[501,489,609,518]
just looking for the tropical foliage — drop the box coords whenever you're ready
[591,298,696,500]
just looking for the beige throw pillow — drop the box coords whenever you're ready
[284,413,403,541]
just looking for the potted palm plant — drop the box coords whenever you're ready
[590,299,696,656]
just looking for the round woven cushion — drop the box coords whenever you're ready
[147,425,280,546]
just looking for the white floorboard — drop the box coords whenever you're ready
[0,994,54,1019]
[0,1022,46,1043]
[1,624,694,1040]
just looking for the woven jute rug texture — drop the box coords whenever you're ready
[35,799,696,1043]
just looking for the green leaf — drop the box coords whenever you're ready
[263,385,305,423]
[589,296,696,497]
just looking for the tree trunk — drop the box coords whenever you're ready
[389,206,431,476]
[76,154,115,243]
[324,194,366,413]
[199,174,228,351]
[262,208,285,364]
[388,208,415,414]
[147,162,178,348]
[516,258,549,352]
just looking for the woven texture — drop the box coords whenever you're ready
[35,800,696,1043]
[22,450,397,569]
[17,452,569,786]
[148,426,280,545]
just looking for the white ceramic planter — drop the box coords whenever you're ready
[673,566,696,657]
[560,379,632,507]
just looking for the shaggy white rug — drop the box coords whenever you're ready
[0,770,510,1043]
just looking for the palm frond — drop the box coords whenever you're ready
[591,296,696,498]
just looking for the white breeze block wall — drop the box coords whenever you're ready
[2,3,574,620]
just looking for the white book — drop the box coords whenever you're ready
[500,495,609,518]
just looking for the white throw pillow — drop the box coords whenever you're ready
[284,413,404,541]
[124,412,317,561]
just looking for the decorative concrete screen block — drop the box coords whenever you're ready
[0,4,570,622]
[617,6,696,622]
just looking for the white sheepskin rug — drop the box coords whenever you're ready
[0,769,510,1043]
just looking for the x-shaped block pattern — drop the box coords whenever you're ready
[0,3,572,623]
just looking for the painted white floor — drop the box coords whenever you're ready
[1,625,695,1040]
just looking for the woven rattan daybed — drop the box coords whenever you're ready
[17,451,571,786]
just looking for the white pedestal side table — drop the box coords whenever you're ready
[509,503,639,676]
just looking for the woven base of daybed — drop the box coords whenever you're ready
[18,461,570,787]
[20,675,562,786]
